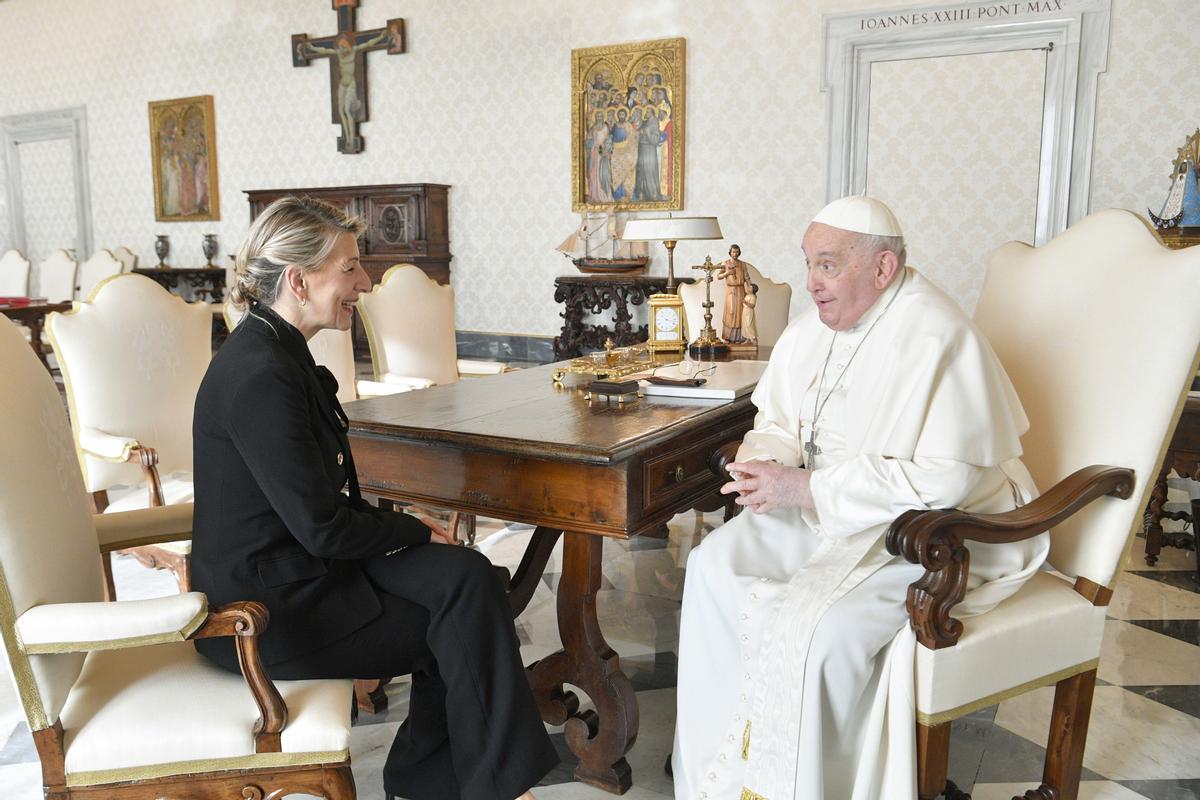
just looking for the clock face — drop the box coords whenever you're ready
[655,307,680,338]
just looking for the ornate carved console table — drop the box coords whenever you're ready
[553,275,689,359]
[1144,393,1200,581]
[133,267,227,303]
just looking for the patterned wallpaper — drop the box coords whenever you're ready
[16,138,77,281]
[0,0,1195,334]
[867,50,1044,312]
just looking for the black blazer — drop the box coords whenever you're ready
[191,304,429,665]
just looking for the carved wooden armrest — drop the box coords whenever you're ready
[189,601,287,753]
[125,445,166,507]
[884,465,1134,650]
[708,441,740,481]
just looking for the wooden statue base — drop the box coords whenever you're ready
[688,341,729,358]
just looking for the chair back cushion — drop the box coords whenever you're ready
[76,250,124,301]
[974,210,1200,586]
[358,264,459,386]
[308,327,358,404]
[0,249,32,296]
[0,321,101,729]
[111,246,138,273]
[38,250,78,303]
[47,274,212,491]
[680,262,792,347]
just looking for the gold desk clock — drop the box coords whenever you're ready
[647,292,687,353]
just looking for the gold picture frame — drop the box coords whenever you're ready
[571,37,684,212]
[148,95,219,222]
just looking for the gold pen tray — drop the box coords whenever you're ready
[552,344,672,384]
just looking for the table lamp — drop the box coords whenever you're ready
[621,215,723,293]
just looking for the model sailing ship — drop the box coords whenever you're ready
[557,212,649,273]
[1149,129,1200,231]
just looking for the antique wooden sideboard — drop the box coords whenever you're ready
[246,183,451,353]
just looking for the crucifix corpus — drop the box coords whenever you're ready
[291,0,405,154]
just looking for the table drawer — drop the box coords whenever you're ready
[642,429,742,511]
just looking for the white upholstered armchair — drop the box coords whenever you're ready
[0,318,356,800]
[110,245,138,273]
[892,211,1200,799]
[357,264,506,387]
[0,248,32,296]
[47,274,211,594]
[224,302,419,404]
[75,249,125,300]
[39,249,78,303]
[708,210,1200,800]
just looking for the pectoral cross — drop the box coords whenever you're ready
[291,0,406,154]
[804,439,822,458]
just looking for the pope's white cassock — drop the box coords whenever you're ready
[673,256,1049,798]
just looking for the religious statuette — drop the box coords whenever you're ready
[291,0,407,154]
[647,291,687,353]
[154,235,170,268]
[716,244,760,353]
[688,256,729,357]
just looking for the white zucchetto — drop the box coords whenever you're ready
[811,195,904,238]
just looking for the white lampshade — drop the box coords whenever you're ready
[621,216,723,242]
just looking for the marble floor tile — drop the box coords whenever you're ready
[1116,779,1200,800]
[1108,573,1200,621]
[0,762,40,800]
[1098,620,1200,686]
[1126,571,1200,595]
[970,781,1151,800]
[1121,685,1200,719]
[994,686,1200,780]
[1127,619,1200,647]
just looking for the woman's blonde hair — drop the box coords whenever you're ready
[231,196,365,309]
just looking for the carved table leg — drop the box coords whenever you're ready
[1191,497,1200,585]
[527,532,637,794]
[1143,463,1169,565]
[26,313,52,371]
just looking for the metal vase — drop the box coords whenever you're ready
[202,234,218,267]
[154,235,170,268]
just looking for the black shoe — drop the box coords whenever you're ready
[664,753,673,778]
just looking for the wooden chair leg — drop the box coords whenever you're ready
[100,551,117,601]
[1038,668,1098,800]
[174,551,192,592]
[322,763,357,799]
[916,721,951,800]
[354,678,391,715]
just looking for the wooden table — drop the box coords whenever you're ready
[347,358,762,793]
[1144,393,1200,581]
[0,300,72,371]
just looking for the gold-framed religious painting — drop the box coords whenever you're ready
[572,37,684,212]
[148,94,220,222]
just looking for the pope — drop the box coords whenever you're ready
[671,196,1049,799]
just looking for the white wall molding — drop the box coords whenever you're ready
[821,0,1111,243]
[1,106,93,259]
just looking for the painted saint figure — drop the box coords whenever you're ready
[304,29,390,150]
[741,282,759,344]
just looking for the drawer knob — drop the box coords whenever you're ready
[670,464,685,483]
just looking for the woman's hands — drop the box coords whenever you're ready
[415,515,457,546]
[720,460,815,514]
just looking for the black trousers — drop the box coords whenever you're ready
[199,544,558,800]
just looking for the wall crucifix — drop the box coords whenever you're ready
[291,0,406,154]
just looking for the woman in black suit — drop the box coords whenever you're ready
[192,196,557,800]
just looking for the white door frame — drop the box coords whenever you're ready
[1,106,94,259]
[821,0,1111,244]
